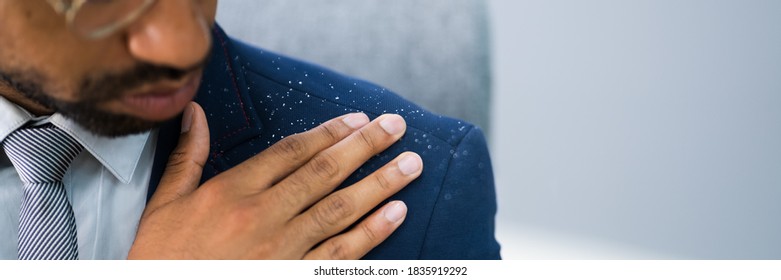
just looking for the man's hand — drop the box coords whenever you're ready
[127,102,422,259]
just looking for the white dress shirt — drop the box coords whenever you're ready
[0,96,155,259]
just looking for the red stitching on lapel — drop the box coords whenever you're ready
[208,28,253,173]
[213,28,250,141]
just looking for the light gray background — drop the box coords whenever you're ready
[490,0,781,259]
[217,0,781,259]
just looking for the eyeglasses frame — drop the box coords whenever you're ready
[46,0,156,39]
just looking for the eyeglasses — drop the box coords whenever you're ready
[46,0,156,40]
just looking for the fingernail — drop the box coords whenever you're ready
[342,113,370,129]
[380,115,405,135]
[398,153,422,175]
[181,104,194,134]
[383,201,407,223]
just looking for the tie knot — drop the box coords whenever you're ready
[2,125,84,183]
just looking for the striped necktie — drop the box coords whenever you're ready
[2,124,83,260]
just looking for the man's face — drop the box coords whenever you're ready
[0,0,218,137]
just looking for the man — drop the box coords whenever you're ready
[0,0,499,259]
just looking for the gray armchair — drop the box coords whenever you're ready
[215,0,492,135]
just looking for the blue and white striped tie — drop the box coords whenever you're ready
[2,124,83,260]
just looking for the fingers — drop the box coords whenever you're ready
[145,102,210,216]
[267,114,408,216]
[288,152,422,246]
[303,201,407,260]
[208,112,370,192]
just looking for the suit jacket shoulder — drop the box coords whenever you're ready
[150,26,500,259]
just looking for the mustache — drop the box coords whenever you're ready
[79,61,204,103]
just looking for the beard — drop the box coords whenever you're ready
[0,62,204,137]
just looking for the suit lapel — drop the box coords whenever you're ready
[147,25,264,202]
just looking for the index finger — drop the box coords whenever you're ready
[205,112,370,193]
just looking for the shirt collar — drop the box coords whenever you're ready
[0,96,34,142]
[0,96,150,184]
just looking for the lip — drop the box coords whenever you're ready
[118,73,199,121]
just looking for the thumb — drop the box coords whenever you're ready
[145,102,210,215]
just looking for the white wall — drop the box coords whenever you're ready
[489,0,781,259]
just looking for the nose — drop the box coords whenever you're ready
[125,0,211,69]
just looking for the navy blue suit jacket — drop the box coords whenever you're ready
[148,26,500,260]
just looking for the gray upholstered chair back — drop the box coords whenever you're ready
[216,0,492,135]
